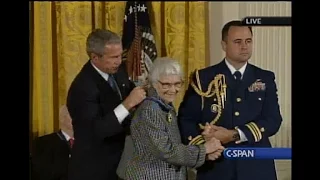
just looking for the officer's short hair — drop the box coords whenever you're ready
[148,57,184,84]
[221,20,253,42]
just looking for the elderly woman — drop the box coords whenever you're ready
[125,57,225,180]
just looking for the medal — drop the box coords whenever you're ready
[167,113,172,123]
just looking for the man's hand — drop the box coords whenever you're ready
[122,86,146,110]
[203,124,239,144]
[201,123,218,141]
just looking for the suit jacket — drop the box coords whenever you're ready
[67,60,135,180]
[31,130,71,180]
[178,60,282,180]
[125,87,206,180]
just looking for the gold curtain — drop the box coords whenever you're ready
[31,1,209,137]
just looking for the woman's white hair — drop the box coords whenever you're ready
[148,57,184,84]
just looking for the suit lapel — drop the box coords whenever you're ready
[57,130,67,142]
[83,60,123,101]
[112,74,124,100]
[113,63,133,99]
[56,130,72,151]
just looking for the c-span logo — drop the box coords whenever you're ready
[241,17,291,26]
[223,148,291,159]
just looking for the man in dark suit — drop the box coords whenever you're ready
[31,105,74,180]
[178,20,283,180]
[66,29,146,180]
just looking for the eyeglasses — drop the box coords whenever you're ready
[158,80,184,89]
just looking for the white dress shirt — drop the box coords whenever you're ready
[91,62,129,124]
[61,130,73,141]
[224,59,248,143]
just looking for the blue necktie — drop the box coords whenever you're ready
[233,71,242,90]
[108,75,122,100]
[234,71,242,82]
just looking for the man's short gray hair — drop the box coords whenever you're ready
[86,29,121,57]
[148,57,184,84]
